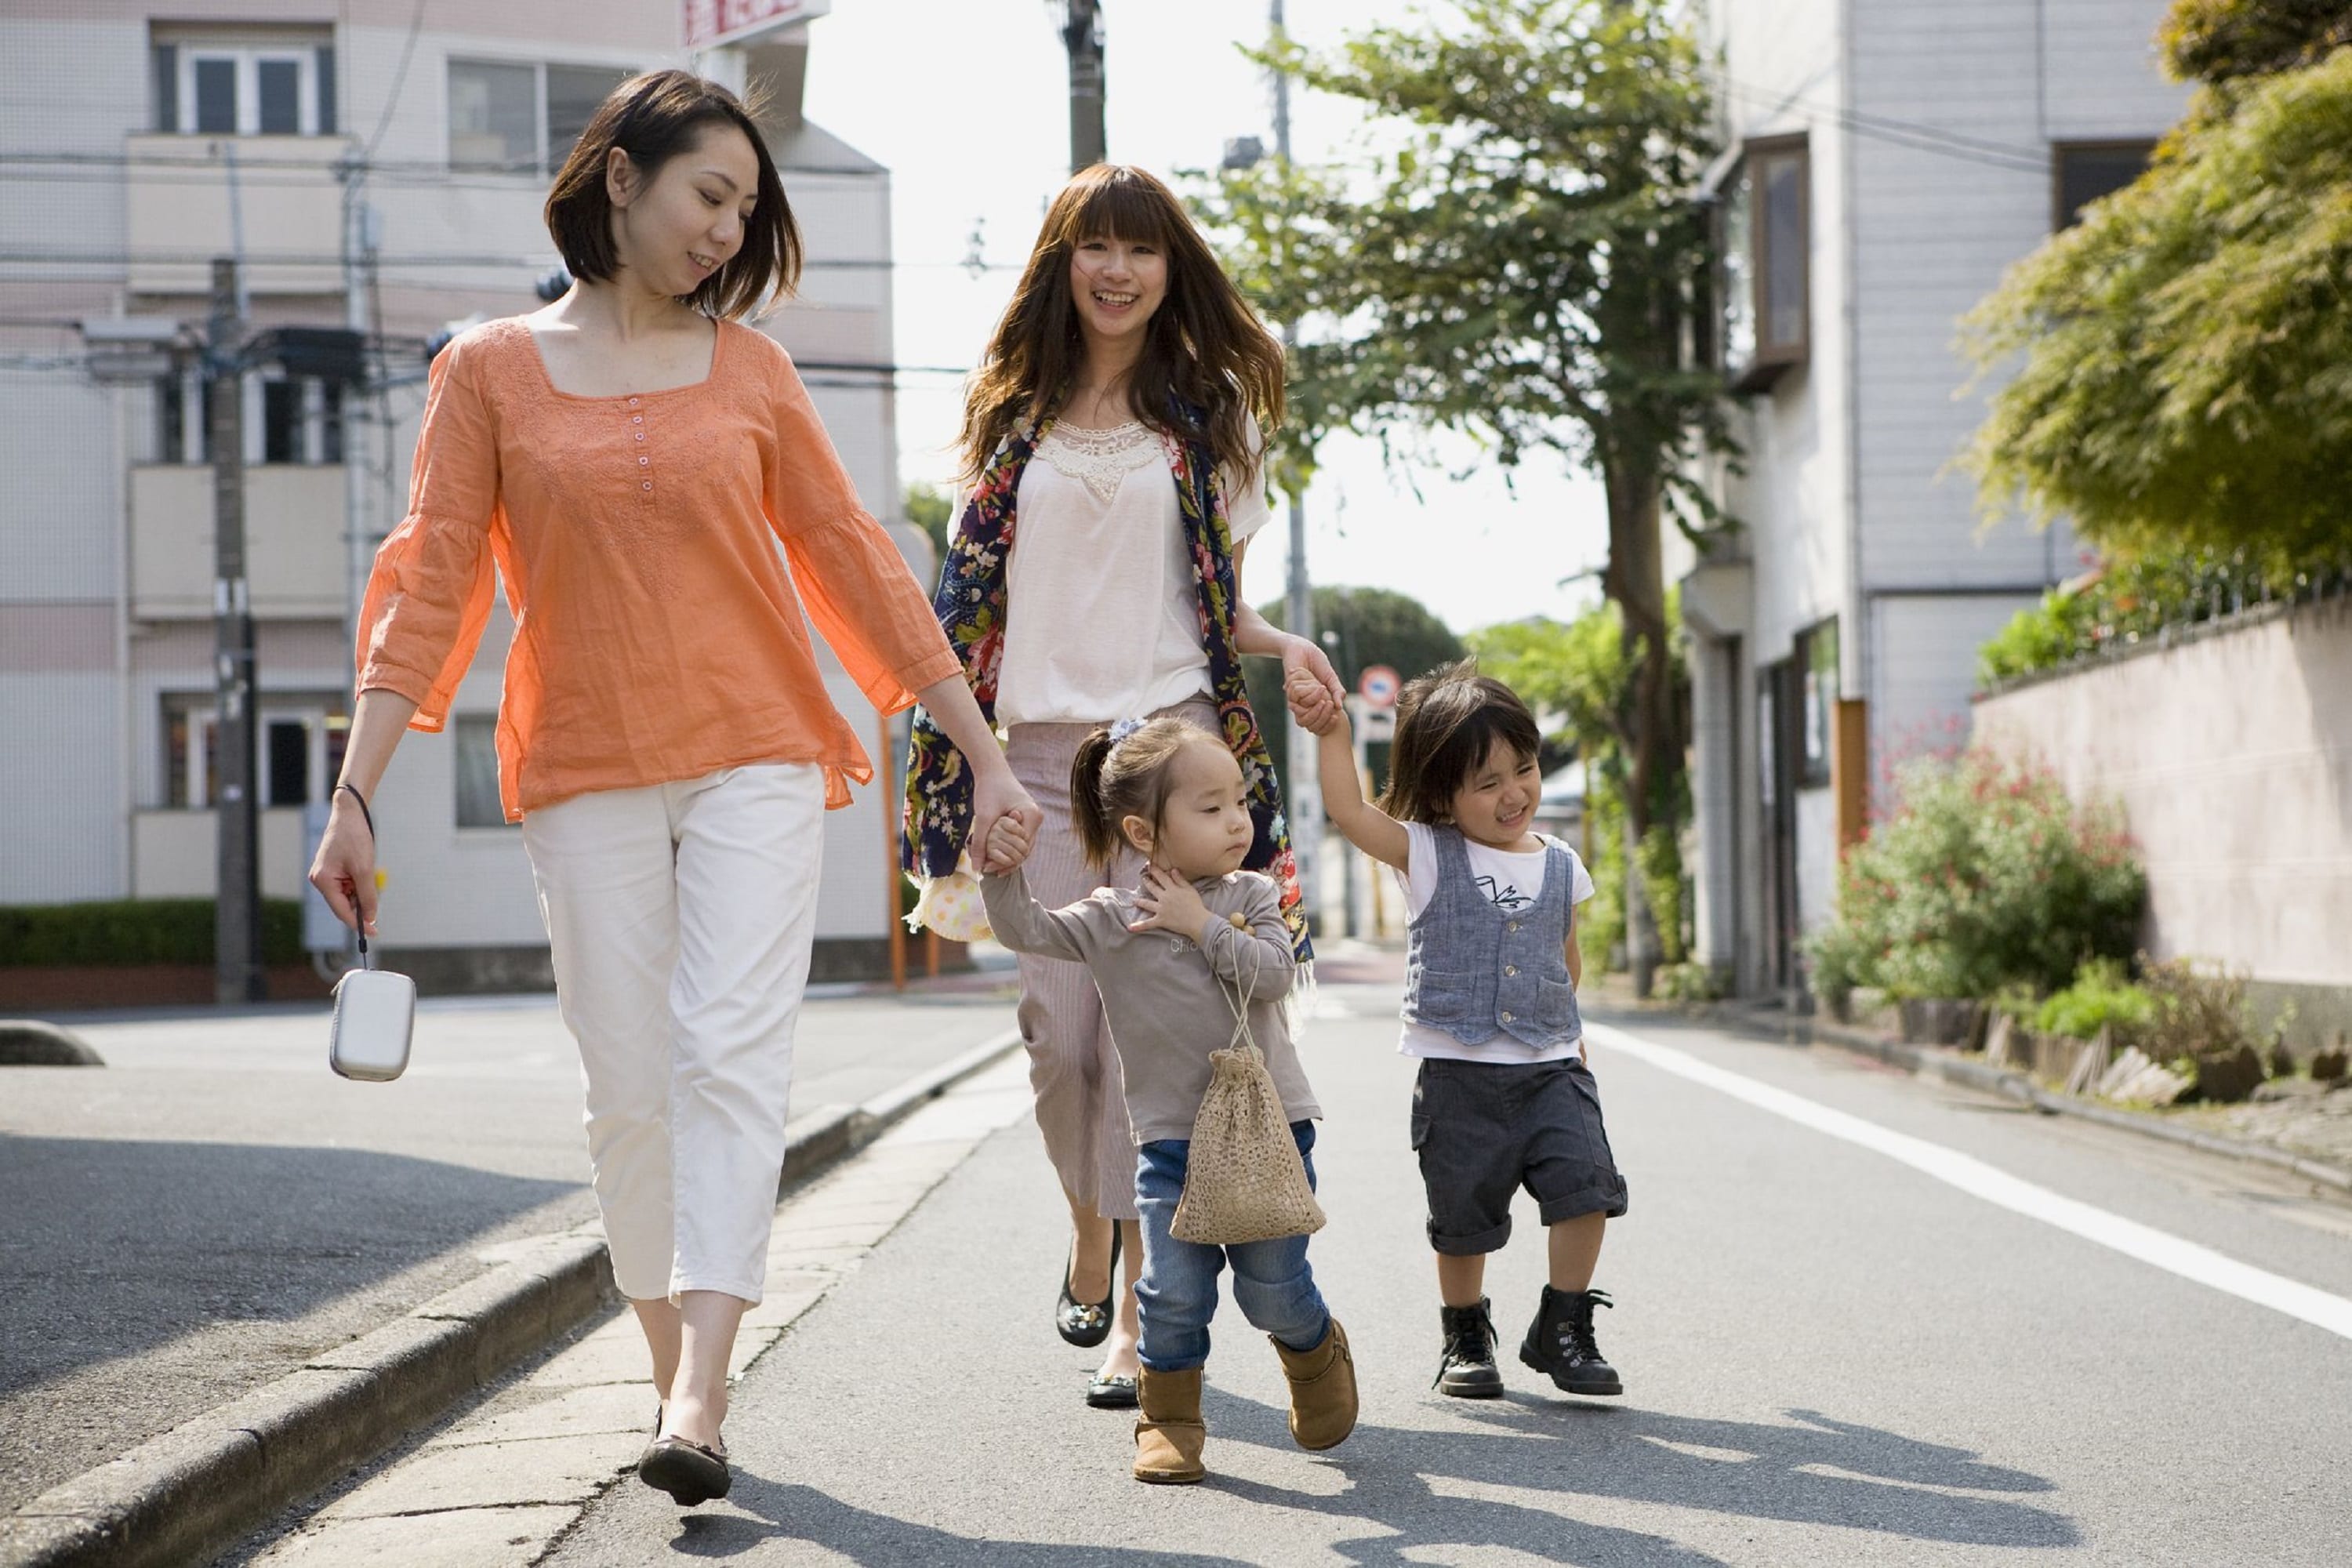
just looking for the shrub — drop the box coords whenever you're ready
[0,898,305,967]
[1806,753,2146,1005]
[2033,958,2155,1043]
[1975,550,2352,688]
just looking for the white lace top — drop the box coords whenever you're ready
[996,417,1272,727]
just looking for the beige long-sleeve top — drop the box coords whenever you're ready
[981,866,1320,1144]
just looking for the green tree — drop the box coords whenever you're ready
[1196,0,1726,994]
[1468,599,1692,973]
[903,479,953,573]
[1243,585,1465,799]
[1962,12,2352,574]
[2159,0,2352,82]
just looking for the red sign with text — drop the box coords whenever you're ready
[683,0,830,49]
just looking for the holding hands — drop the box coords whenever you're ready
[1281,637,1345,737]
[1127,862,1210,936]
[969,769,1041,874]
[1285,664,1345,737]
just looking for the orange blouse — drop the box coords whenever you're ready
[357,317,959,820]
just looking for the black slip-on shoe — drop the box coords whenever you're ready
[1086,1370,1140,1409]
[637,1435,731,1506]
[1056,1224,1120,1348]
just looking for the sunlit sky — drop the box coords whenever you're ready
[798,0,1610,637]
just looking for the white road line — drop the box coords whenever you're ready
[1588,1021,2352,1343]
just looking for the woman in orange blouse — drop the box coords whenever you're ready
[307,72,1036,1508]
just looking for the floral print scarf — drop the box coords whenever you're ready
[899,412,1311,964]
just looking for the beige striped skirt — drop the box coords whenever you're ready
[1003,695,1220,1222]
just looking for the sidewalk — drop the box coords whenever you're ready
[0,974,1022,1525]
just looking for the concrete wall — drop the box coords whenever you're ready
[1971,597,2352,1043]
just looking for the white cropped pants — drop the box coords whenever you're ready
[521,763,823,1305]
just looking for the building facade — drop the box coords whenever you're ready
[1680,0,2187,998]
[0,1,920,984]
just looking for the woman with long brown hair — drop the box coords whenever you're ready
[311,71,1036,1507]
[902,165,1345,1410]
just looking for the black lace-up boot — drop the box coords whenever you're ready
[1434,1298,1504,1399]
[1519,1286,1622,1396]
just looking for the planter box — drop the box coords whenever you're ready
[1900,998,1980,1047]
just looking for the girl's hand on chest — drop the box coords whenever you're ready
[1127,862,1211,939]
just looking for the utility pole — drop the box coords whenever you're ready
[208,257,265,1004]
[1270,0,1323,917]
[1058,0,1106,172]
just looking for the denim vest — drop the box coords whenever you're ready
[1401,827,1583,1050]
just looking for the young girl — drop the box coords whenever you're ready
[1294,660,1629,1400]
[979,717,1356,1484]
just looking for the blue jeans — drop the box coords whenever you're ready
[1133,1120,1331,1372]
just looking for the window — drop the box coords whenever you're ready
[449,60,633,174]
[151,33,336,136]
[1796,618,1838,789]
[260,376,342,466]
[453,717,511,829]
[2053,141,2156,230]
[164,697,347,809]
[1719,134,1809,392]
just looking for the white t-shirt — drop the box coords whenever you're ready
[996,419,1272,728]
[1395,822,1595,1064]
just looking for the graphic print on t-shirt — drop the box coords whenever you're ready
[1472,869,1537,912]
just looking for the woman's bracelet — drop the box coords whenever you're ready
[335,781,376,839]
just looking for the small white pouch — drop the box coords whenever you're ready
[328,928,414,1083]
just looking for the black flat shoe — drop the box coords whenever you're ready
[1085,1370,1138,1409]
[636,1403,664,1471]
[638,1434,731,1507]
[1055,1223,1120,1348]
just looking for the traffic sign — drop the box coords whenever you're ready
[1358,664,1401,708]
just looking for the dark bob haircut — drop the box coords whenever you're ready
[1376,660,1544,826]
[543,70,801,319]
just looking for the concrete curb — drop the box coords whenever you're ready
[0,1026,1025,1568]
[1610,999,2352,1196]
[0,1022,103,1067]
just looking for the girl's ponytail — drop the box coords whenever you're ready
[1069,728,1123,869]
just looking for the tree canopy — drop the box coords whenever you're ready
[1963,19,2352,572]
[2160,0,2352,83]
[1196,0,1722,991]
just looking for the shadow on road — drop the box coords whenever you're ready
[1196,1388,2075,1563]
[0,1134,577,1508]
[659,1479,1254,1563]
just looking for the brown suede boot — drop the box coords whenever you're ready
[1272,1317,1358,1451]
[1131,1367,1207,1484]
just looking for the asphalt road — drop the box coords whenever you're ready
[538,985,2352,1566]
[0,978,1020,1515]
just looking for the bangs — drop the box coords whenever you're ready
[1050,167,1178,249]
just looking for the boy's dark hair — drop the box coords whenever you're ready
[1069,717,1221,869]
[544,70,801,320]
[1377,659,1544,825]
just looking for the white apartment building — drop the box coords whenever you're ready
[1679,0,2189,998]
[0,1,920,986]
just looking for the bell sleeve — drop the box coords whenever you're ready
[760,349,960,713]
[355,335,500,731]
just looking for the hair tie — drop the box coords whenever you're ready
[1108,717,1149,746]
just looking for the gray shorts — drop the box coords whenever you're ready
[1409,1056,1629,1255]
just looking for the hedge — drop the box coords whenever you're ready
[0,898,306,967]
